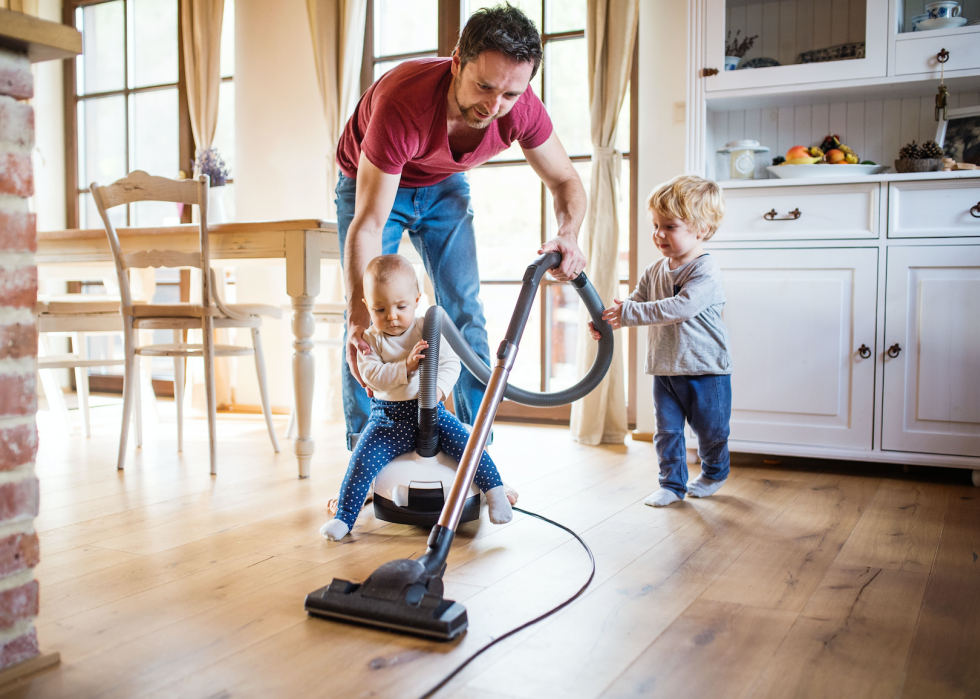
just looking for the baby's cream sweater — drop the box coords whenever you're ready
[357,316,461,401]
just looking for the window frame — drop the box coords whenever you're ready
[361,0,637,427]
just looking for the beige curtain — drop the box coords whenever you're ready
[307,0,366,418]
[181,0,225,151]
[570,0,639,445]
[307,0,367,219]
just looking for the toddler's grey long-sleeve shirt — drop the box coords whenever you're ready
[620,254,732,376]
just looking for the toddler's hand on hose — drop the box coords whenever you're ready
[589,300,624,340]
[407,340,428,373]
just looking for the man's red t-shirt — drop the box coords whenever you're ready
[336,58,553,188]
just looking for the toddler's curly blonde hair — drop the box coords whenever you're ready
[646,175,725,240]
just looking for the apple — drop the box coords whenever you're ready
[825,149,845,164]
[786,146,810,160]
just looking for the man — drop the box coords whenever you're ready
[336,3,587,449]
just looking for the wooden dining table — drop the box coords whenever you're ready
[37,219,340,478]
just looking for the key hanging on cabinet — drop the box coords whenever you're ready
[935,49,949,122]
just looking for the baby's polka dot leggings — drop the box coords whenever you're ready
[333,398,503,530]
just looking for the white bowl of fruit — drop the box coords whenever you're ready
[767,136,887,178]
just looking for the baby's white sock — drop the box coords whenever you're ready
[485,485,514,524]
[319,519,351,541]
[644,488,682,507]
[687,474,727,498]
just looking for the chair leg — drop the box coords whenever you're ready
[202,317,218,474]
[118,319,137,470]
[37,335,73,434]
[73,332,91,437]
[286,407,297,440]
[251,327,280,453]
[173,330,184,453]
[133,352,143,448]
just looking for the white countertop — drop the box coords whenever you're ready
[721,169,980,189]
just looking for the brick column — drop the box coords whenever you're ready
[0,46,42,672]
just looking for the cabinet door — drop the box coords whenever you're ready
[710,248,878,449]
[703,0,888,92]
[882,246,980,457]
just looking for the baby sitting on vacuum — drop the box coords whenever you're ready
[320,254,516,541]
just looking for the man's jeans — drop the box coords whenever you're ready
[336,172,492,450]
[653,374,732,498]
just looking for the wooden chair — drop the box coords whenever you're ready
[35,296,127,437]
[91,171,281,474]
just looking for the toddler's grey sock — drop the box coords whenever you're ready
[644,488,682,507]
[320,519,351,541]
[687,474,727,498]
[485,485,513,524]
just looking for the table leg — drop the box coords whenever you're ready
[286,229,322,479]
[291,296,316,478]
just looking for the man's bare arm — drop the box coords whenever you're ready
[523,131,588,281]
[344,153,401,387]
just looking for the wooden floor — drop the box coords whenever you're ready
[4,399,979,699]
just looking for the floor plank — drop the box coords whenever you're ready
[900,488,980,699]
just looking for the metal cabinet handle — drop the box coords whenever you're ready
[702,67,719,77]
[971,202,980,218]
[887,343,902,358]
[858,344,871,358]
[937,48,950,63]
[764,208,802,221]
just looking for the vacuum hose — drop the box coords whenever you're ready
[416,252,614,455]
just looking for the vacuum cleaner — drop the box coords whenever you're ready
[304,252,614,640]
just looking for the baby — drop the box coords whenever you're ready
[320,254,516,541]
[591,175,732,507]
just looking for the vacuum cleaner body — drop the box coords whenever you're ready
[372,452,481,526]
[305,253,614,641]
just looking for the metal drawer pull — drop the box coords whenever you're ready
[887,343,902,358]
[971,202,979,218]
[937,48,949,63]
[764,208,802,221]
[858,344,871,359]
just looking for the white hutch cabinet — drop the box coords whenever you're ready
[685,0,980,482]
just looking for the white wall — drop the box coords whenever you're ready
[233,0,338,412]
[634,0,690,433]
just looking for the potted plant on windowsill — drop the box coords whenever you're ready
[725,30,758,71]
[194,147,231,223]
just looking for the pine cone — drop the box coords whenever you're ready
[899,141,922,159]
[920,140,943,159]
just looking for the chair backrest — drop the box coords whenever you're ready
[90,171,212,313]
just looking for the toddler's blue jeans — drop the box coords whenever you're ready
[335,172,491,450]
[653,374,732,499]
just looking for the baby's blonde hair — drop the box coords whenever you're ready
[646,175,725,240]
[365,254,419,293]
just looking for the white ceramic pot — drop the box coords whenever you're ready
[208,186,226,224]
[724,56,741,71]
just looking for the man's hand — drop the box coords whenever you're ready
[588,299,624,340]
[346,308,374,397]
[539,233,587,282]
[407,339,428,373]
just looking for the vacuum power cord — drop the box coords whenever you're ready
[418,507,596,699]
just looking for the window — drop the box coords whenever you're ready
[65,0,236,228]
[365,1,637,424]
[64,0,236,389]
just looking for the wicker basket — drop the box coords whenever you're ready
[894,158,942,173]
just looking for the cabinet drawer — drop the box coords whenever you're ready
[888,180,980,238]
[895,32,980,76]
[715,184,879,242]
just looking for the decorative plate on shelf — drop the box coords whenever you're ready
[917,16,968,29]
[766,164,889,178]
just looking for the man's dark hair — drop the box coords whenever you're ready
[457,4,543,79]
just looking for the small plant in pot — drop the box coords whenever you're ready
[725,31,758,71]
[193,147,231,223]
[895,140,944,173]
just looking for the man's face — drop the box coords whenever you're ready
[451,50,534,129]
